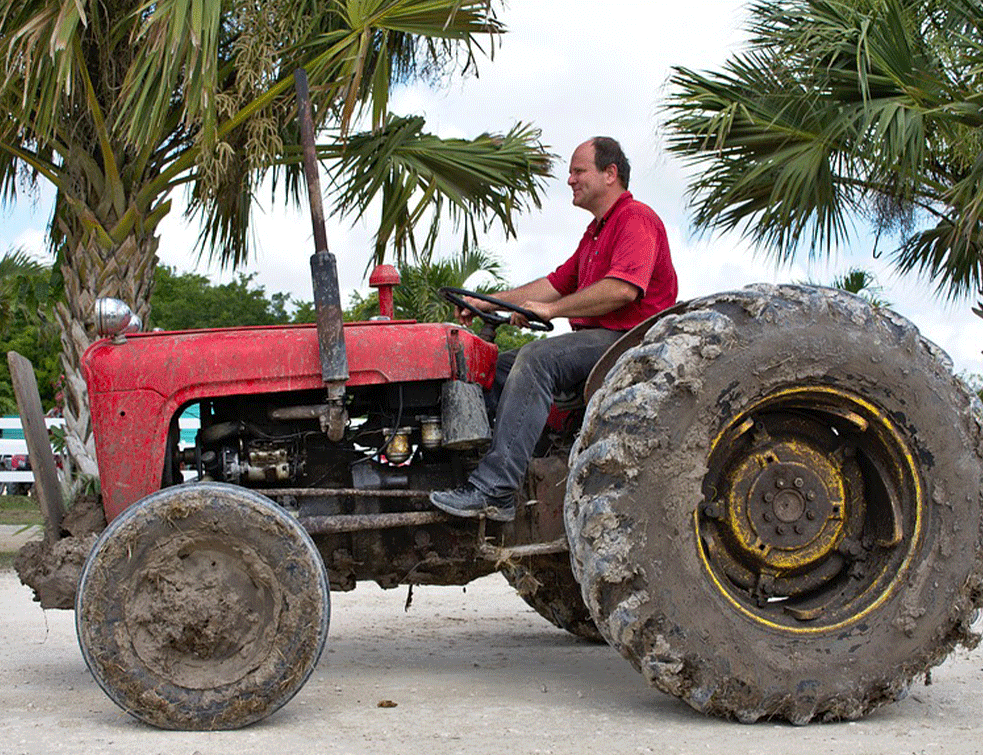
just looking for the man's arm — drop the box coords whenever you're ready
[515,277,637,327]
[455,277,560,325]
[492,277,562,308]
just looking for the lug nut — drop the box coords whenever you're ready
[702,502,722,519]
[794,477,804,488]
[807,491,816,500]
[764,492,775,502]
[776,478,786,488]
[776,524,786,535]
[794,524,803,534]
[763,511,773,522]
[806,510,816,520]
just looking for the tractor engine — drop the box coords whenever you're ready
[173,378,503,591]
[187,381,465,502]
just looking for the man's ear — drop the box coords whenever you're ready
[604,163,619,186]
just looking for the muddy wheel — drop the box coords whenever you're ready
[501,553,603,642]
[76,482,329,730]
[566,285,983,723]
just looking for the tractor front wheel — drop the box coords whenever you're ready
[76,482,329,730]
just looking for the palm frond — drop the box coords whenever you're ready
[664,0,983,299]
[0,0,546,282]
[0,247,59,333]
[316,115,551,268]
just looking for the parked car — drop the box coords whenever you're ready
[3,454,33,496]
[10,454,31,471]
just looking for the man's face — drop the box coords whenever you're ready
[567,142,614,214]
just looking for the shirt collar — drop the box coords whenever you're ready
[589,191,633,238]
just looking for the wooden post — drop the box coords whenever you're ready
[7,351,65,544]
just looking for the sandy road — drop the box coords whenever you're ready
[2,568,982,755]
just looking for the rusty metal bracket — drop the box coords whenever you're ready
[253,486,432,498]
[478,537,569,563]
[299,511,449,535]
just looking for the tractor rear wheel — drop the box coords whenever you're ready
[566,285,983,723]
[501,553,603,642]
[76,482,329,730]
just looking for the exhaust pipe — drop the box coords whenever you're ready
[295,68,348,440]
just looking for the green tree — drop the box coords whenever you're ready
[345,247,508,322]
[343,247,543,350]
[0,250,61,414]
[802,266,891,307]
[664,0,983,300]
[291,301,318,325]
[0,0,549,478]
[830,268,890,308]
[149,266,299,330]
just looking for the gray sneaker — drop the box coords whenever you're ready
[430,484,516,522]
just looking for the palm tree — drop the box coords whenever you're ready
[0,0,549,478]
[395,246,511,323]
[831,268,890,307]
[664,0,983,300]
[808,266,890,308]
[345,246,544,350]
[345,246,507,322]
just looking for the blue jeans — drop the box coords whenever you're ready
[469,328,624,498]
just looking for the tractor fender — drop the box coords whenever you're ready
[583,300,689,404]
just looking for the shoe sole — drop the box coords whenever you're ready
[430,495,516,523]
[482,504,516,523]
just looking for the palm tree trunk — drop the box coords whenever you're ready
[54,233,159,481]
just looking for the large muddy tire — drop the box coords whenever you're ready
[565,285,983,723]
[76,483,329,730]
[501,553,603,642]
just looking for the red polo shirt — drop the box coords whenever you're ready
[546,191,677,331]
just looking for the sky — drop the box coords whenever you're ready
[3,0,982,376]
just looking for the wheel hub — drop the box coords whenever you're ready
[127,540,279,689]
[698,386,921,629]
[730,447,845,569]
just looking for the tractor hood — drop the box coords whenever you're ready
[82,320,496,518]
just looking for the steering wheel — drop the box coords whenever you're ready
[438,287,554,333]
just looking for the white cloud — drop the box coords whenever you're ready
[11,228,50,260]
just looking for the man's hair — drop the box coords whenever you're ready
[591,136,630,189]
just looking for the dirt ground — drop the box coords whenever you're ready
[2,567,983,755]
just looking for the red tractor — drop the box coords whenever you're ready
[70,75,983,729]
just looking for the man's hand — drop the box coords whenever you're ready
[454,295,496,327]
[511,300,554,329]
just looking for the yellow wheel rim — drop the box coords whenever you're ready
[696,386,923,632]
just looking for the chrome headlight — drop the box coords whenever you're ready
[95,298,138,339]
[124,314,142,334]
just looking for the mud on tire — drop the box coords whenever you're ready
[501,553,603,642]
[565,285,983,723]
[76,483,329,730]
